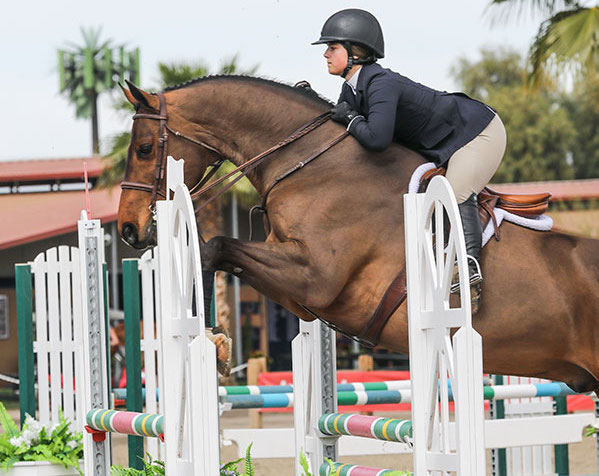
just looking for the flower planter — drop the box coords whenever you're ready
[0,460,82,476]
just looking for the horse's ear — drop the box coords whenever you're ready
[119,83,139,107]
[124,80,160,111]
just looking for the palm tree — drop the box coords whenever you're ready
[59,27,139,153]
[487,1,599,87]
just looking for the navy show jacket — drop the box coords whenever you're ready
[340,63,496,165]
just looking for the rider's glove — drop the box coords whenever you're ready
[330,102,362,126]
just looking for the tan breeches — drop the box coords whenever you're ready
[445,114,507,204]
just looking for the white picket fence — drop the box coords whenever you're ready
[28,244,87,431]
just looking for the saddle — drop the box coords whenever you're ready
[418,167,552,241]
[352,167,552,349]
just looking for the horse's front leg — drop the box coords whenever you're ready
[201,236,340,317]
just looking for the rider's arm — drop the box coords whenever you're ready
[347,75,400,152]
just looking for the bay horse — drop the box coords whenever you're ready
[117,76,599,393]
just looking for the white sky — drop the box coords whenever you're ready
[1,0,544,161]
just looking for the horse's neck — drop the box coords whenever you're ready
[176,82,328,195]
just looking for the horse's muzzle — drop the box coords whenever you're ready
[121,222,138,246]
[120,222,156,249]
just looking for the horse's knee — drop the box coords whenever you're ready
[201,237,224,271]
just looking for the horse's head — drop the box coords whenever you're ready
[118,82,223,249]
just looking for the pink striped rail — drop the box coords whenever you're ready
[86,409,164,438]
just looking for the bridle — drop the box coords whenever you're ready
[120,91,348,221]
[120,92,225,215]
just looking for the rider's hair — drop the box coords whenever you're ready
[351,44,372,60]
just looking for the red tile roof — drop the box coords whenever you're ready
[491,179,599,201]
[0,187,120,250]
[0,157,105,182]
[0,173,596,251]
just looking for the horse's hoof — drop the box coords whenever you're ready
[205,329,233,376]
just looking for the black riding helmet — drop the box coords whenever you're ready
[312,9,384,77]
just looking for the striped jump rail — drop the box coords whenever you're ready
[113,387,159,401]
[221,382,578,409]
[320,462,412,476]
[113,377,493,400]
[220,380,417,396]
[318,413,413,445]
[219,376,491,395]
[481,381,576,400]
[224,392,295,409]
[112,382,406,401]
[85,409,164,440]
[222,390,408,409]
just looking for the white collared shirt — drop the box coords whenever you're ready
[346,67,361,95]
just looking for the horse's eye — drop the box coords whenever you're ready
[137,144,153,156]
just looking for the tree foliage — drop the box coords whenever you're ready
[486,1,599,89]
[156,54,259,89]
[451,47,525,99]
[59,27,113,119]
[561,75,599,178]
[158,61,210,89]
[59,27,139,153]
[98,131,130,187]
[490,86,576,182]
[452,48,577,182]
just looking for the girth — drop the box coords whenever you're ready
[301,269,407,349]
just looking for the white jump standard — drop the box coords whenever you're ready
[81,158,221,476]
[293,176,486,476]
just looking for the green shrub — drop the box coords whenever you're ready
[0,402,83,474]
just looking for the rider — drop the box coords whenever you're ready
[313,8,507,290]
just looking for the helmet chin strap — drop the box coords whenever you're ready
[341,42,354,78]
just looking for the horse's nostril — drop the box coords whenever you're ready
[122,223,138,245]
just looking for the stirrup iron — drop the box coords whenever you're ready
[450,255,483,294]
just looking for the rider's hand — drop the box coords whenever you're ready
[330,102,362,126]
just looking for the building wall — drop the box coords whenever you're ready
[0,288,18,388]
[0,222,143,278]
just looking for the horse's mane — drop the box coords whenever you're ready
[163,75,334,108]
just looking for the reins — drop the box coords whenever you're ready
[191,111,340,213]
[121,91,348,224]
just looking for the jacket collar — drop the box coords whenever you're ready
[346,67,361,94]
[355,62,382,93]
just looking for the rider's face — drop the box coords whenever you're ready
[324,43,348,76]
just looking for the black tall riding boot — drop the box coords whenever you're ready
[451,193,483,294]
[458,193,483,286]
